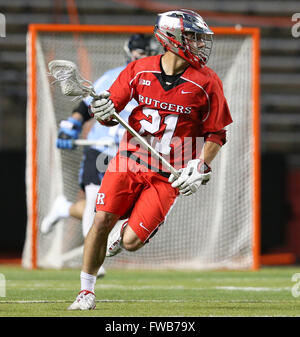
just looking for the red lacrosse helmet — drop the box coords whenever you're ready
[154,9,214,69]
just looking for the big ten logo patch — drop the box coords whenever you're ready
[96,193,105,205]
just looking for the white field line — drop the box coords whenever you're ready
[6,283,292,292]
[0,299,187,304]
[0,299,298,305]
[0,287,295,304]
[195,277,292,282]
[215,286,291,292]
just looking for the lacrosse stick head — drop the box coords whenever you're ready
[48,60,95,100]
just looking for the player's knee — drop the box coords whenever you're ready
[93,211,118,235]
[122,239,143,251]
[122,229,144,252]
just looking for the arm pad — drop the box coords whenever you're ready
[72,101,91,123]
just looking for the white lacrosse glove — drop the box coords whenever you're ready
[90,91,116,122]
[168,159,211,196]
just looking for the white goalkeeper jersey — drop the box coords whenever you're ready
[83,65,135,156]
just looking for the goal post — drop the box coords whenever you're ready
[23,24,260,270]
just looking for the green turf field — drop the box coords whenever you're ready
[0,265,299,317]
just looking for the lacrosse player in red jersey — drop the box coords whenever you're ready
[68,9,233,310]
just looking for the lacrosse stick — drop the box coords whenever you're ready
[48,60,180,178]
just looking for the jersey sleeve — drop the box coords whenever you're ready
[201,74,233,134]
[108,62,135,113]
[204,129,227,146]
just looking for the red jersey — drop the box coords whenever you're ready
[108,54,232,171]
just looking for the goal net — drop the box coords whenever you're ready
[23,25,260,270]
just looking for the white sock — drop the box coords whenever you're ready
[59,198,72,218]
[80,271,96,293]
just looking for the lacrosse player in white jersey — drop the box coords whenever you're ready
[40,34,159,278]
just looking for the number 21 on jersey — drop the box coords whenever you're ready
[139,108,179,155]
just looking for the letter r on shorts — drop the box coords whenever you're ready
[96,193,105,205]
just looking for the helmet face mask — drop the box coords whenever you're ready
[182,31,213,65]
[154,9,214,69]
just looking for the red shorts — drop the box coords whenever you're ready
[95,154,179,243]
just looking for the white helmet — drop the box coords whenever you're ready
[154,9,213,69]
